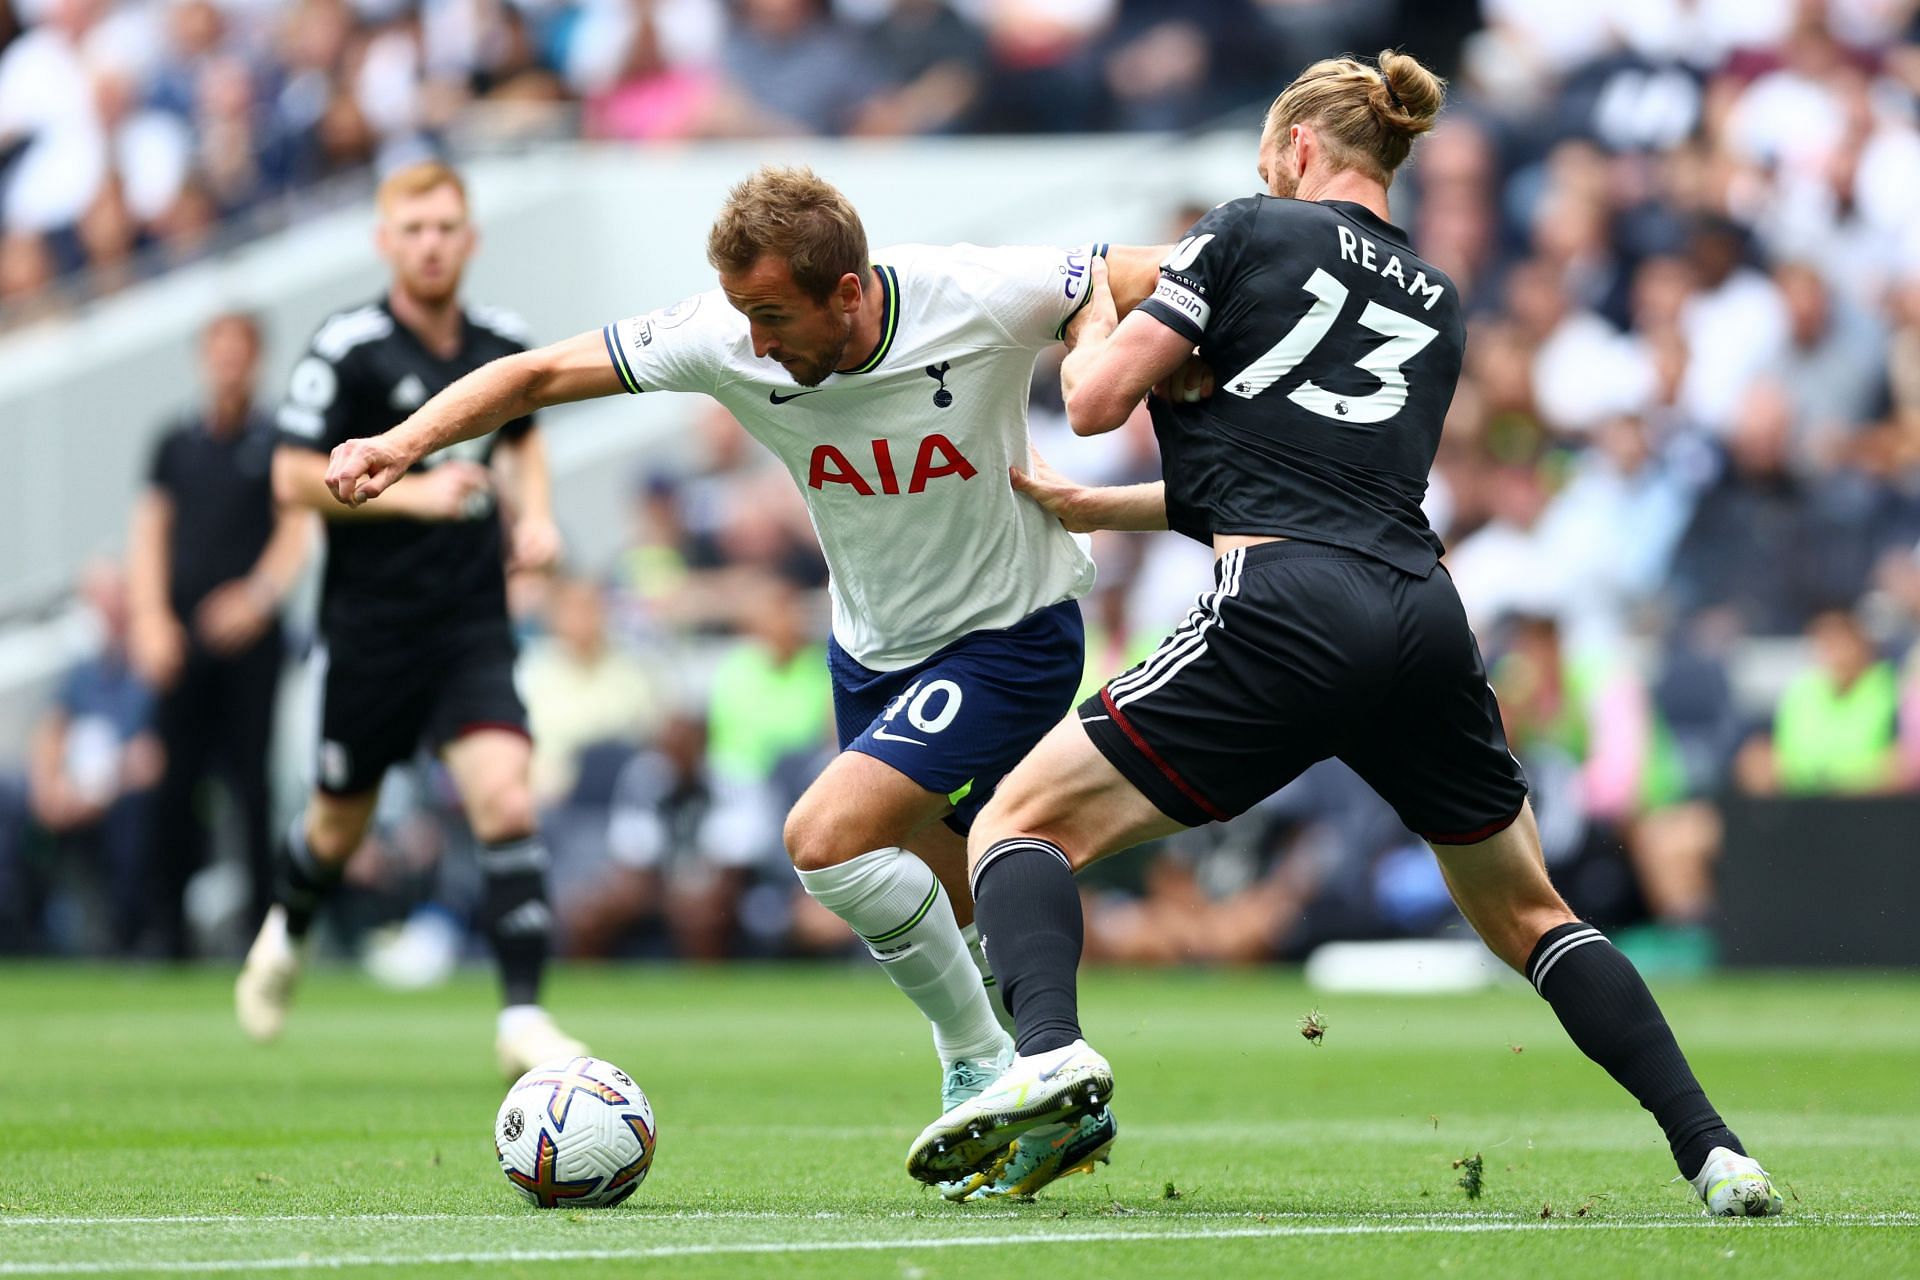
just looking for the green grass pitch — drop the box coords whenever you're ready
[2,964,1915,1277]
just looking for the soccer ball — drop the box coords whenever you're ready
[494,1056,656,1208]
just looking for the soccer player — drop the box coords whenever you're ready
[907,52,1784,1218]
[322,166,1165,1199]
[235,161,588,1078]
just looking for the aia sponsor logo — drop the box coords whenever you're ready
[807,435,977,495]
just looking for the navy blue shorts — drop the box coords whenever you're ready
[830,600,1085,834]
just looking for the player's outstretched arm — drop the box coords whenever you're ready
[326,329,622,507]
[1011,451,1167,532]
[1061,258,1200,436]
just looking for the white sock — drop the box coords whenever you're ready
[799,847,1008,1064]
[497,1004,548,1039]
[962,922,1018,1038]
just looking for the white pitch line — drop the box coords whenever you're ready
[2,1210,1914,1228]
[0,1217,1916,1276]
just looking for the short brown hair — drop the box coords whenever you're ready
[707,166,868,302]
[376,160,468,214]
[1267,50,1446,184]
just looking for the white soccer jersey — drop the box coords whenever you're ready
[601,242,1107,671]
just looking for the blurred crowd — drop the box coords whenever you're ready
[0,0,1468,319]
[7,0,1920,974]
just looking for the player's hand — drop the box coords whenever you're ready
[327,434,414,506]
[1063,255,1119,350]
[194,578,274,655]
[129,610,187,691]
[1154,354,1215,404]
[1010,451,1093,532]
[411,460,496,521]
[507,514,562,573]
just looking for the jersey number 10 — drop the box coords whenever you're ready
[1221,268,1438,424]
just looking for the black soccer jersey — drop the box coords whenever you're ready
[1135,196,1465,576]
[276,298,535,640]
[147,413,278,619]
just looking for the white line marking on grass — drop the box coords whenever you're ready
[3,1210,1915,1228]
[0,1217,1916,1275]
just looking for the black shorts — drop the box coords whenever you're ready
[1081,541,1528,843]
[315,619,527,796]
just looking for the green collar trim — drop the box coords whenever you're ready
[841,265,899,376]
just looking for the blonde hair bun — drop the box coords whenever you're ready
[1371,49,1444,139]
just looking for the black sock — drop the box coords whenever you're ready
[277,818,342,940]
[478,836,552,1009]
[972,838,1083,1056]
[1527,922,1744,1179]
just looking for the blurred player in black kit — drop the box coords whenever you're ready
[910,51,1783,1218]
[128,312,312,958]
[235,162,585,1076]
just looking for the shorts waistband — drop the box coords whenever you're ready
[1214,539,1368,578]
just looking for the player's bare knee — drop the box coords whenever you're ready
[783,804,850,872]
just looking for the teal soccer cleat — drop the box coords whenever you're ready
[934,1037,1016,1198]
[942,1107,1117,1201]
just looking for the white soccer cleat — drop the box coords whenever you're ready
[1690,1146,1784,1217]
[235,905,300,1044]
[495,1009,589,1079]
[907,1039,1113,1185]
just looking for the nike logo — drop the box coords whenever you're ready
[769,389,822,404]
[871,725,925,745]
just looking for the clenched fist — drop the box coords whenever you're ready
[326,435,415,506]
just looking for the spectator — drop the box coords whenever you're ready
[970,0,1111,134]
[24,561,162,954]
[851,0,986,137]
[563,713,760,960]
[1534,413,1694,647]
[1667,380,1847,635]
[1099,0,1252,133]
[710,0,879,136]
[127,312,312,957]
[1749,609,1902,796]
[1491,613,1682,928]
[1773,259,1887,471]
[574,0,724,141]
[1676,217,1790,436]
[1443,460,1564,632]
[706,575,831,788]
[1082,823,1322,966]
[1508,255,1651,439]
[0,0,109,242]
[520,574,663,806]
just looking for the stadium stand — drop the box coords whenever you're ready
[4,0,1918,972]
